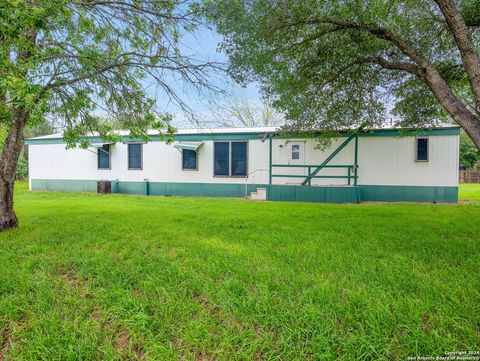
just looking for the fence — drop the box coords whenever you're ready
[459,170,480,183]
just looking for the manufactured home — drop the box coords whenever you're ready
[25,125,460,203]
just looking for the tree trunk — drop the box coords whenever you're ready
[420,65,480,149]
[0,108,28,232]
[434,0,480,113]
[0,178,18,231]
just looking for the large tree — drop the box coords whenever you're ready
[0,0,218,231]
[205,0,480,147]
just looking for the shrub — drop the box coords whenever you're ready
[16,155,28,180]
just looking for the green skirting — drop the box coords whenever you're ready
[31,179,97,193]
[30,179,458,203]
[358,185,458,203]
[267,185,360,203]
[31,179,266,199]
[267,185,457,203]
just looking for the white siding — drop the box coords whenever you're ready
[28,134,459,188]
[29,140,271,184]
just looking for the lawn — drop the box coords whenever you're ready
[0,184,479,360]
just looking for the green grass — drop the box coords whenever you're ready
[0,183,479,360]
[459,183,480,202]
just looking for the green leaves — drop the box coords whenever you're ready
[206,0,478,133]
[460,132,480,170]
[1,0,216,148]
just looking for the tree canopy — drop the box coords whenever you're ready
[205,0,480,148]
[0,0,218,146]
[0,0,218,230]
[460,132,480,169]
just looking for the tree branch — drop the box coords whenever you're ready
[284,18,434,70]
[367,57,424,77]
[277,16,480,147]
[434,0,480,113]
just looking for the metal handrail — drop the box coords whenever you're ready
[245,169,269,198]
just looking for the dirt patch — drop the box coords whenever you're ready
[195,353,216,361]
[113,328,131,355]
[0,317,25,361]
[0,323,12,360]
[171,324,217,361]
[421,314,432,334]
[193,292,263,335]
[111,326,146,359]
[193,292,222,318]
[59,269,93,300]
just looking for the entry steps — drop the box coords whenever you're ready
[247,187,267,201]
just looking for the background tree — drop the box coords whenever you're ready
[460,131,480,169]
[0,0,218,231]
[205,0,480,148]
[202,98,284,128]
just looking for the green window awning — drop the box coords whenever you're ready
[174,141,203,152]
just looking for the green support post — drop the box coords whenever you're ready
[269,135,273,185]
[348,167,351,186]
[300,121,367,186]
[354,134,358,186]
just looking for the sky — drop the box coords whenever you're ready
[150,26,263,128]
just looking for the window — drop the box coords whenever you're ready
[292,144,300,160]
[128,143,143,169]
[97,144,110,169]
[231,142,247,176]
[416,137,429,162]
[214,141,247,176]
[214,142,230,176]
[182,149,197,170]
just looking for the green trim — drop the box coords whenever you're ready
[272,164,352,168]
[30,179,458,203]
[25,127,461,145]
[25,133,262,145]
[271,174,356,179]
[301,131,359,185]
[269,135,273,185]
[354,135,359,186]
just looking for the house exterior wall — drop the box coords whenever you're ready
[28,139,270,184]
[26,128,460,203]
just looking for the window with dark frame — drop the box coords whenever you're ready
[214,141,247,177]
[231,142,247,176]
[128,143,143,169]
[97,144,110,169]
[416,137,429,162]
[214,142,230,176]
[182,149,197,170]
